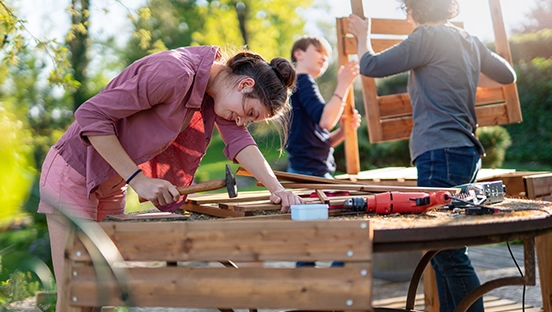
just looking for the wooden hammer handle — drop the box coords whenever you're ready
[138,179,226,203]
[176,179,226,195]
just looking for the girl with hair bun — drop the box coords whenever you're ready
[38,46,303,311]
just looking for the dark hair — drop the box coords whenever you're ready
[399,0,459,24]
[290,35,332,63]
[226,51,296,151]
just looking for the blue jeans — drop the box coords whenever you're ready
[415,146,483,312]
[287,165,343,267]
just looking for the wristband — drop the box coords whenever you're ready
[333,93,344,102]
[126,169,142,184]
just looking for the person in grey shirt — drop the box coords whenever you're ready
[348,0,516,311]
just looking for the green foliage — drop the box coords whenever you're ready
[123,0,313,64]
[0,105,35,229]
[504,57,552,165]
[510,29,552,63]
[0,271,42,307]
[476,126,512,168]
[1,2,78,91]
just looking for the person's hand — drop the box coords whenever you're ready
[339,108,362,130]
[270,189,304,213]
[347,14,371,40]
[337,61,360,87]
[129,173,181,207]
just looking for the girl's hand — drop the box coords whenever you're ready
[129,173,181,207]
[270,189,304,213]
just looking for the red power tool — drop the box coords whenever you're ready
[343,191,452,214]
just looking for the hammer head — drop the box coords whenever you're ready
[225,164,238,198]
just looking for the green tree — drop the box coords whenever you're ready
[66,0,91,110]
[123,0,313,64]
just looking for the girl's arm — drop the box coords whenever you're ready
[235,145,304,213]
[88,135,180,207]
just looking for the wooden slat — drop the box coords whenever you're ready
[380,117,413,141]
[70,220,372,263]
[336,15,361,175]
[476,87,507,105]
[476,103,511,126]
[339,17,463,36]
[525,173,552,199]
[377,88,506,119]
[180,202,246,218]
[69,266,372,309]
[536,232,552,312]
[377,103,511,142]
[489,0,522,124]
[278,182,459,194]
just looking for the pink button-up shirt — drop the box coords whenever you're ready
[54,46,256,210]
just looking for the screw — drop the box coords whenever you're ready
[346,299,353,306]
[347,250,354,257]
[76,251,81,257]
[360,269,367,276]
[360,222,367,229]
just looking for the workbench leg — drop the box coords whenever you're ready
[536,232,552,312]
[423,251,439,312]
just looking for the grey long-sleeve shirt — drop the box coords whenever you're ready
[359,23,516,162]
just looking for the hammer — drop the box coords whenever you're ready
[139,164,238,202]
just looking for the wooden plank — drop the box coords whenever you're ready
[69,266,372,310]
[377,88,506,119]
[105,212,189,222]
[278,182,460,194]
[221,214,291,221]
[536,232,552,312]
[489,0,522,124]
[476,87,506,105]
[180,203,245,218]
[340,18,463,36]
[380,116,413,141]
[476,103,511,126]
[237,166,369,185]
[378,93,412,118]
[525,173,552,199]
[336,16,360,175]
[350,0,365,18]
[376,103,512,142]
[70,220,373,263]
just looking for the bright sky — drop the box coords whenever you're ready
[19,0,534,51]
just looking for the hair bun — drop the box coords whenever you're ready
[270,57,297,89]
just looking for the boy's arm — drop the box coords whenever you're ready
[319,61,359,130]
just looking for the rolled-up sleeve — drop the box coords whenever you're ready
[216,116,256,161]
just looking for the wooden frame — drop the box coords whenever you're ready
[61,219,373,311]
[338,0,522,145]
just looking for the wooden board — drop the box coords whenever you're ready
[65,219,373,310]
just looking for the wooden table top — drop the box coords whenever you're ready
[332,198,552,252]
